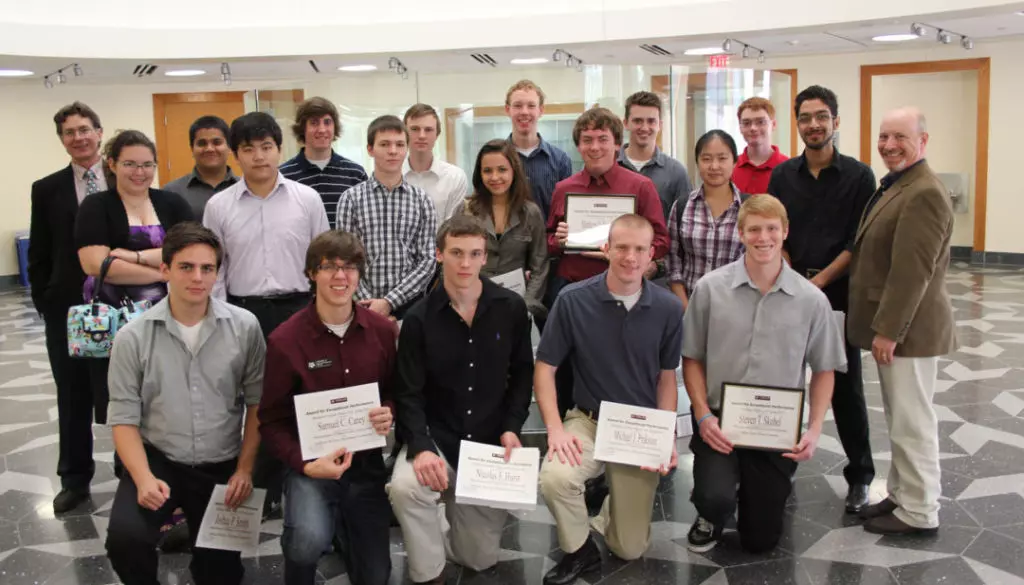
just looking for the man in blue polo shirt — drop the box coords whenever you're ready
[280,96,368,228]
[535,214,683,585]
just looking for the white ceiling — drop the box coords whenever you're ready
[1,8,1022,85]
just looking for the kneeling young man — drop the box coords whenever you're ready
[258,230,396,585]
[683,195,845,554]
[537,214,683,585]
[105,223,265,585]
[390,215,534,583]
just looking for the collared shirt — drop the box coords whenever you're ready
[733,146,790,196]
[259,302,398,474]
[394,278,534,466]
[682,258,846,410]
[107,297,266,465]
[546,164,670,283]
[537,273,683,410]
[204,173,330,299]
[72,161,107,203]
[666,185,745,294]
[867,159,927,218]
[767,148,876,309]
[163,167,239,220]
[280,148,368,228]
[403,157,470,224]
[336,175,437,310]
[507,134,574,220]
[617,145,693,220]
[453,199,549,317]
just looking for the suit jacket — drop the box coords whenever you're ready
[847,160,957,357]
[28,165,85,314]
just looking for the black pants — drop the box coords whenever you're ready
[228,292,309,512]
[833,340,875,486]
[44,307,95,492]
[690,412,797,553]
[106,446,243,585]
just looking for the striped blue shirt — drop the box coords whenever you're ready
[280,148,368,228]
[508,134,573,220]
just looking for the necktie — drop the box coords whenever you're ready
[84,169,99,196]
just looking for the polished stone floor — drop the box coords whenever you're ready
[2,264,1024,584]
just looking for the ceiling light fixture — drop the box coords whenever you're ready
[961,37,974,50]
[338,64,377,72]
[683,46,726,56]
[551,49,584,71]
[165,69,206,77]
[908,22,972,50]
[910,22,927,37]
[387,57,410,79]
[510,58,549,65]
[0,69,34,77]
[722,39,732,52]
[43,76,53,88]
[872,33,921,42]
[220,62,231,85]
[39,62,83,86]
[552,49,564,62]
[741,46,750,59]
[758,51,766,64]
[937,29,954,44]
[73,63,83,77]
[718,38,766,62]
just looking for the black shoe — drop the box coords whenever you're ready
[686,516,719,553]
[845,484,871,514]
[858,497,898,520]
[584,474,609,515]
[53,489,90,515]
[543,536,601,585]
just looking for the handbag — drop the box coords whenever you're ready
[67,256,152,358]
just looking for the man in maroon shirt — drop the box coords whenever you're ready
[732,97,789,195]
[258,230,397,585]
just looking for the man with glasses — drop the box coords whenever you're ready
[29,101,106,514]
[164,115,239,220]
[767,85,877,514]
[733,97,789,195]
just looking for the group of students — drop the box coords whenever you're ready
[26,76,954,585]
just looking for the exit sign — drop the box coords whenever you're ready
[708,55,730,68]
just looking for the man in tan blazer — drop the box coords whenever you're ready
[848,107,956,536]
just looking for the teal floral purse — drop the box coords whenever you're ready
[67,256,151,358]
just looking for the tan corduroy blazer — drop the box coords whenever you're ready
[847,160,958,357]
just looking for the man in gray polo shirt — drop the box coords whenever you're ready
[163,115,239,220]
[682,194,845,555]
[104,223,265,585]
[536,214,683,585]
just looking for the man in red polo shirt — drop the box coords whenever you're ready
[732,97,789,195]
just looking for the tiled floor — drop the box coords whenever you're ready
[2,265,1024,584]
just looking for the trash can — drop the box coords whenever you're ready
[15,230,29,287]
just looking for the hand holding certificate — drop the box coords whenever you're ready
[293,383,387,461]
[489,269,526,297]
[593,401,676,470]
[564,194,636,251]
[718,383,805,452]
[455,440,540,510]
[194,485,266,553]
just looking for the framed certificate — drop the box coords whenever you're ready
[564,194,636,251]
[719,383,805,452]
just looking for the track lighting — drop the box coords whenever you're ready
[73,63,82,77]
[758,51,766,64]
[937,30,953,44]
[552,49,583,71]
[723,39,766,62]
[910,22,927,37]
[722,39,732,52]
[43,76,53,89]
[552,49,564,62]
[961,36,974,50]
[387,58,410,80]
[741,46,750,59]
[41,62,83,87]
[388,57,399,70]
[911,22,971,49]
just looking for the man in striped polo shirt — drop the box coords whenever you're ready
[280,97,368,228]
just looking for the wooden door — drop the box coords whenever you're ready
[153,92,247,186]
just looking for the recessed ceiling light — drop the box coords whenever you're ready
[786,39,801,46]
[872,33,921,42]
[338,64,377,72]
[0,69,34,77]
[684,47,726,56]
[510,58,549,65]
[165,69,206,77]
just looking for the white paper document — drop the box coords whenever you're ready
[454,440,540,510]
[194,485,266,553]
[294,383,387,461]
[490,269,526,297]
[593,401,676,469]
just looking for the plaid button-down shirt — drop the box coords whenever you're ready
[667,185,745,295]
[336,175,437,311]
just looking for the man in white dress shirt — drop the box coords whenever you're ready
[403,103,469,224]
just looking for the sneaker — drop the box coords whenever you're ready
[686,517,719,553]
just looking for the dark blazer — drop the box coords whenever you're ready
[28,165,84,313]
[848,161,957,357]
[74,188,194,254]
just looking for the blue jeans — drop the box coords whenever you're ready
[281,467,391,585]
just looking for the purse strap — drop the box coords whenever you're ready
[90,256,118,304]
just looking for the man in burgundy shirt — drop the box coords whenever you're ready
[732,97,789,195]
[258,230,397,585]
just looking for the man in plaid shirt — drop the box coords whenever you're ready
[336,116,437,319]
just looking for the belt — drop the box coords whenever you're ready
[228,292,309,304]
[579,407,600,421]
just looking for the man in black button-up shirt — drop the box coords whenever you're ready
[390,215,534,584]
[767,85,877,514]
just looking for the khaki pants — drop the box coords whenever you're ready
[877,356,941,529]
[387,446,507,582]
[539,408,660,560]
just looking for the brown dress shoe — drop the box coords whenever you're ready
[864,512,939,536]
[858,497,898,520]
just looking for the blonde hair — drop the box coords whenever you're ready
[738,194,789,230]
[505,80,546,107]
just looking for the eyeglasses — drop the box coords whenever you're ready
[62,126,95,139]
[317,262,359,275]
[119,161,157,171]
[740,118,770,129]
[797,112,833,125]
